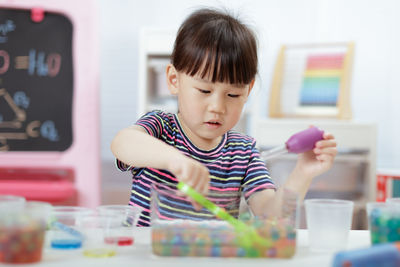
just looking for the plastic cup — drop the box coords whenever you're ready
[97,205,142,246]
[25,201,53,248]
[0,201,47,264]
[0,195,25,214]
[305,199,354,252]
[80,214,122,258]
[49,206,93,250]
[366,202,400,244]
[25,201,53,224]
[386,197,400,206]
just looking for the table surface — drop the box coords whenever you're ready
[3,229,371,267]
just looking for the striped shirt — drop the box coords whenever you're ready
[116,110,275,226]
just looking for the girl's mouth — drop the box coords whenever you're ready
[205,121,221,128]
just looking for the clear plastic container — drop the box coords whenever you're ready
[367,201,400,244]
[0,198,47,264]
[49,206,93,250]
[0,195,25,214]
[80,214,123,258]
[26,201,53,223]
[151,183,298,258]
[305,199,354,252]
[386,197,400,206]
[97,205,142,246]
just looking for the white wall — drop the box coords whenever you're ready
[99,0,400,170]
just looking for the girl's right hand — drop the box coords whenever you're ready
[167,154,210,194]
[167,154,210,210]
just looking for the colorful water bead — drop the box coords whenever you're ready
[151,218,296,258]
[369,208,400,244]
[0,221,46,264]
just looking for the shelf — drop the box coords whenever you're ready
[261,149,370,164]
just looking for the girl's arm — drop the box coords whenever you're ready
[248,132,337,217]
[110,125,210,195]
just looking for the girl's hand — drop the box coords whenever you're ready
[167,154,210,210]
[295,132,337,179]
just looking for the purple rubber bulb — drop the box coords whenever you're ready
[285,126,324,153]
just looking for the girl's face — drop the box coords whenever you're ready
[171,70,253,150]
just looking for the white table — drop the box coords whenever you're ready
[5,229,371,267]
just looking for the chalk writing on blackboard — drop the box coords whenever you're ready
[0,8,73,151]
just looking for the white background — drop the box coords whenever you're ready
[99,0,400,170]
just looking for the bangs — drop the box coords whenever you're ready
[171,9,258,85]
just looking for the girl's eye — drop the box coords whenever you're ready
[228,94,240,98]
[198,89,211,94]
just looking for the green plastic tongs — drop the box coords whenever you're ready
[177,181,272,251]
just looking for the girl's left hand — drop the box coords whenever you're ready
[296,132,337,178]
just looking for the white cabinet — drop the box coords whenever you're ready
[253,118,377,229]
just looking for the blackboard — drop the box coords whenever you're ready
[0,8,73,151]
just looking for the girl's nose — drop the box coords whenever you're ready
[208,94,225,114]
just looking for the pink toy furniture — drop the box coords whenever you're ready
[0,0,100,207]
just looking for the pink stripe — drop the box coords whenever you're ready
[230,135,252,142]
[219,150,250,156]
[207,197,239,203]
[307,54,344,69]
[141,118,162,136]
[137,174,176,188]
[129,201,150,212]
[147,119,161,134]
[248,160,264,166]
[195,149,252,159]
[205,163,247,170]
[155,208,174,221]
[209,158,249,165]
[137,175,153,184]
[244,184,275,198]
[138,123,154,136]
[209,186,239,192]
[137,218,149,225]
[153,116,163,133]
[246,166,269,172]
[135,178,152,189]
[151,168,178,181]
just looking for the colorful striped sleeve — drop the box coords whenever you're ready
[242,140,276,199]
[135,110,165,138]
[115,110,167,173]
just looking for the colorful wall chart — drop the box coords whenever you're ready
[299,54,345,106]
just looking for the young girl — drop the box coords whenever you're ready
[111,8,337,226]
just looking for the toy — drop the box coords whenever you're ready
[332,242,400,267]
[261,126,324,160]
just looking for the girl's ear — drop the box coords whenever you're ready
[166,64,179,95]
[247,78,255,96]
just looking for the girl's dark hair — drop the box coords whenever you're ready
[171,8,258,85]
